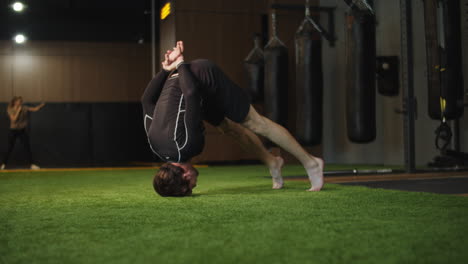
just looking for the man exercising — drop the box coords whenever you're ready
[141,41,324,196]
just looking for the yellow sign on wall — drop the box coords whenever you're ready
[160,2,171,20]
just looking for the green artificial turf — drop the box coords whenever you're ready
[1,165,467,264]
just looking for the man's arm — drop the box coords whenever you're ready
[8,107,21,122]
[141,70,170,116]
[28,103,45,112]
[177,63,204,144]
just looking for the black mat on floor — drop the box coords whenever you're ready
[340,177,468,195]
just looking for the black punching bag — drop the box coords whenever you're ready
[345,9,376,143]
[424,0,464,120]
[295,3,323,145]
[264,12,288,127]
[244,34,264,103]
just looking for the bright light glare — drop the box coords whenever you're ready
[12,2,25,12]
[14,34,26,44]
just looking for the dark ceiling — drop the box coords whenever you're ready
[0,0,156,42]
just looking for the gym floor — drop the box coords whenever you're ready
[292,170,468,196]
[341,176,468,196]
[1,164,467,264]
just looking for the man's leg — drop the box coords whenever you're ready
[241,105,324,191]
[2,130,17,166]
[18,130,34,166]
[217,118,285,189]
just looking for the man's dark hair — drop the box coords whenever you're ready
[153,163,192,197]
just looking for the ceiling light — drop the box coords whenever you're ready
[14,34,26,44]
[12,2,25,12]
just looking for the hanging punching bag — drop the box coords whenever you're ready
[442,0,464,119]
[345,9,376,143]
[295,2,323,146]
[244,34,264,103]
[264,12,289,127]
[424,0,464,120]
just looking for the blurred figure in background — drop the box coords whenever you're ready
[1,96,45,170]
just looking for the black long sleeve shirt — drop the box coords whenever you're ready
[141,63,205,163]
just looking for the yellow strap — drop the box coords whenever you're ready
[440,97,446,111]
[440,97,446,116]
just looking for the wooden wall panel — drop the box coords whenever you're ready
[13,42,68,56]
[0,41,151,103]
[44,56,72,102]
[0,55,13,102]
[97,56,129,101]
[159,10,176,68]
[0,42,13,54]
[179,0,268,13]
[70,56,100,101]
[128,47,152,101]
[12,54,45,102]
[175,5,266,93]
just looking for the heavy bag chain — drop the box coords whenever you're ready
[434,0,452,151]
[435,121,452,151]
[435,97,452,151]
[344,0,375,15]
[303,0,323,34]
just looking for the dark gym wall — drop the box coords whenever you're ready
[0,102,152,167]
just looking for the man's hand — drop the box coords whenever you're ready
[14,104,22,112]
[30,103,45,112]
[168,41,184,62]
[162,41,184,71]
[162,53,184,72]
[9,105,22,121]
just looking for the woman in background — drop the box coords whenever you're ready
[1,96,45,170]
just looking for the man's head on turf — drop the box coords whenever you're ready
[153,163,199,197]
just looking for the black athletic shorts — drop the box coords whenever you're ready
[189,59,251,127]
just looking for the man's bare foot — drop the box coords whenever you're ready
[269,156,284,189]
[305,157,324,191]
